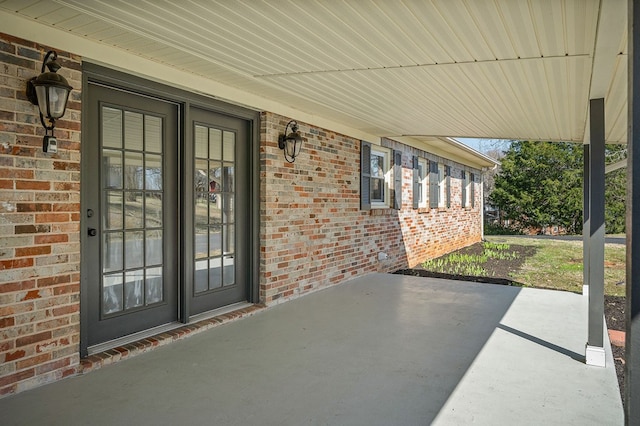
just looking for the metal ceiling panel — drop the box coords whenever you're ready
[0,0,627,144]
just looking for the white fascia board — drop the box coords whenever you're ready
[0,11,380,145]
[390,136,499,170]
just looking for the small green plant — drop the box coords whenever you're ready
[483,241,510,251]
[421,240,519,277]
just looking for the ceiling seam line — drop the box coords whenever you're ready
[253,54,591,78]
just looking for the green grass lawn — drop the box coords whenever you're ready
[486,236,626,297]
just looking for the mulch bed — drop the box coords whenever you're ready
[394,241,626,405]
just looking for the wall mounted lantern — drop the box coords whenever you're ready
[278,120,303,163]
[26,50,73,153]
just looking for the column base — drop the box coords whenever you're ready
[586,345,606,367]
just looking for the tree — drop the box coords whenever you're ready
[489,141,583,234]
[488,141,627,235]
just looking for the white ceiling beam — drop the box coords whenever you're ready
[605,158,627,173]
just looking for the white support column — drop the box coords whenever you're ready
[585,98,606,368]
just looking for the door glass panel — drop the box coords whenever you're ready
[103,232,123,273]
[145,154,163,190]
[145,115,162,153]
[124,111,144,151]
[145,193,162,228]
[125,231,144,270]
[195,226,208,259]
[195,125,208,158]
[124,152,144,190]
[105,191,123,230]
[124,270,144,309]
[100,105,167,316]
[125,192,144,229]
[209,161,222,193]
[222,165,234,192]
[193,124,236,294]
[222,194,234,224]
[225,224,235,255]
[209,224,221,257]
[102,107,122,149]
[146,267,163,304]
[223,131,235,162]
[209,128,222,159]
[208,258,222,290]
[194,260,208,293]
[145,230,163,266]
[223,256,235,286]
[103,273,123,315]
[103,150,122,189]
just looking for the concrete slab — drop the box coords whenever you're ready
[1,274,623,425]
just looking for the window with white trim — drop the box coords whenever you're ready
[360,141,393,210]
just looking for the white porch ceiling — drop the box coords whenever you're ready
[0,0,628,144]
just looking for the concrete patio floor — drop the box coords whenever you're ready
[1,273,623,425]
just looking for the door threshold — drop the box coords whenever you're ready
[87,321,183,356]
[189,301,253,323]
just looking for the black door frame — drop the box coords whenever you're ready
[80,64,260,357]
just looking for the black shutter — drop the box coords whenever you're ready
[412,156,419,209]
[470,172,475,208]
[429,161,439,208]
[445,165,451,208]
[360,141,372,211]
[461,170,467,208]
[393,150,402,210]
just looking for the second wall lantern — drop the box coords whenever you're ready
[278,120,303,163]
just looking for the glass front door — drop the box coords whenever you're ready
[83,79,253,352]
[189,108,248,315]
[85,83,178,348]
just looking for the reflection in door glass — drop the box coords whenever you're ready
[100,106,166,316]
[124,270,144,309]
[194,124,236,294]
[103,273,123,315]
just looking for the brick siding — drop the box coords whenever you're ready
[260,113,482,304]
[0,33,82,396]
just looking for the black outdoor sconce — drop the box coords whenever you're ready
[26,50,73,153]
[278,120,303,163]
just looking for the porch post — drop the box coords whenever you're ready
[626,0,640,421]
[585,98,606,367]
[583,143,590,296]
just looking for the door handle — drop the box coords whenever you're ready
[88,228,97,237]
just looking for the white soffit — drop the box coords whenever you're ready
[392,136,499,169]
[0,0,628,144]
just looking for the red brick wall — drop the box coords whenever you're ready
[0,33,82,396]
[260,113,482,304]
